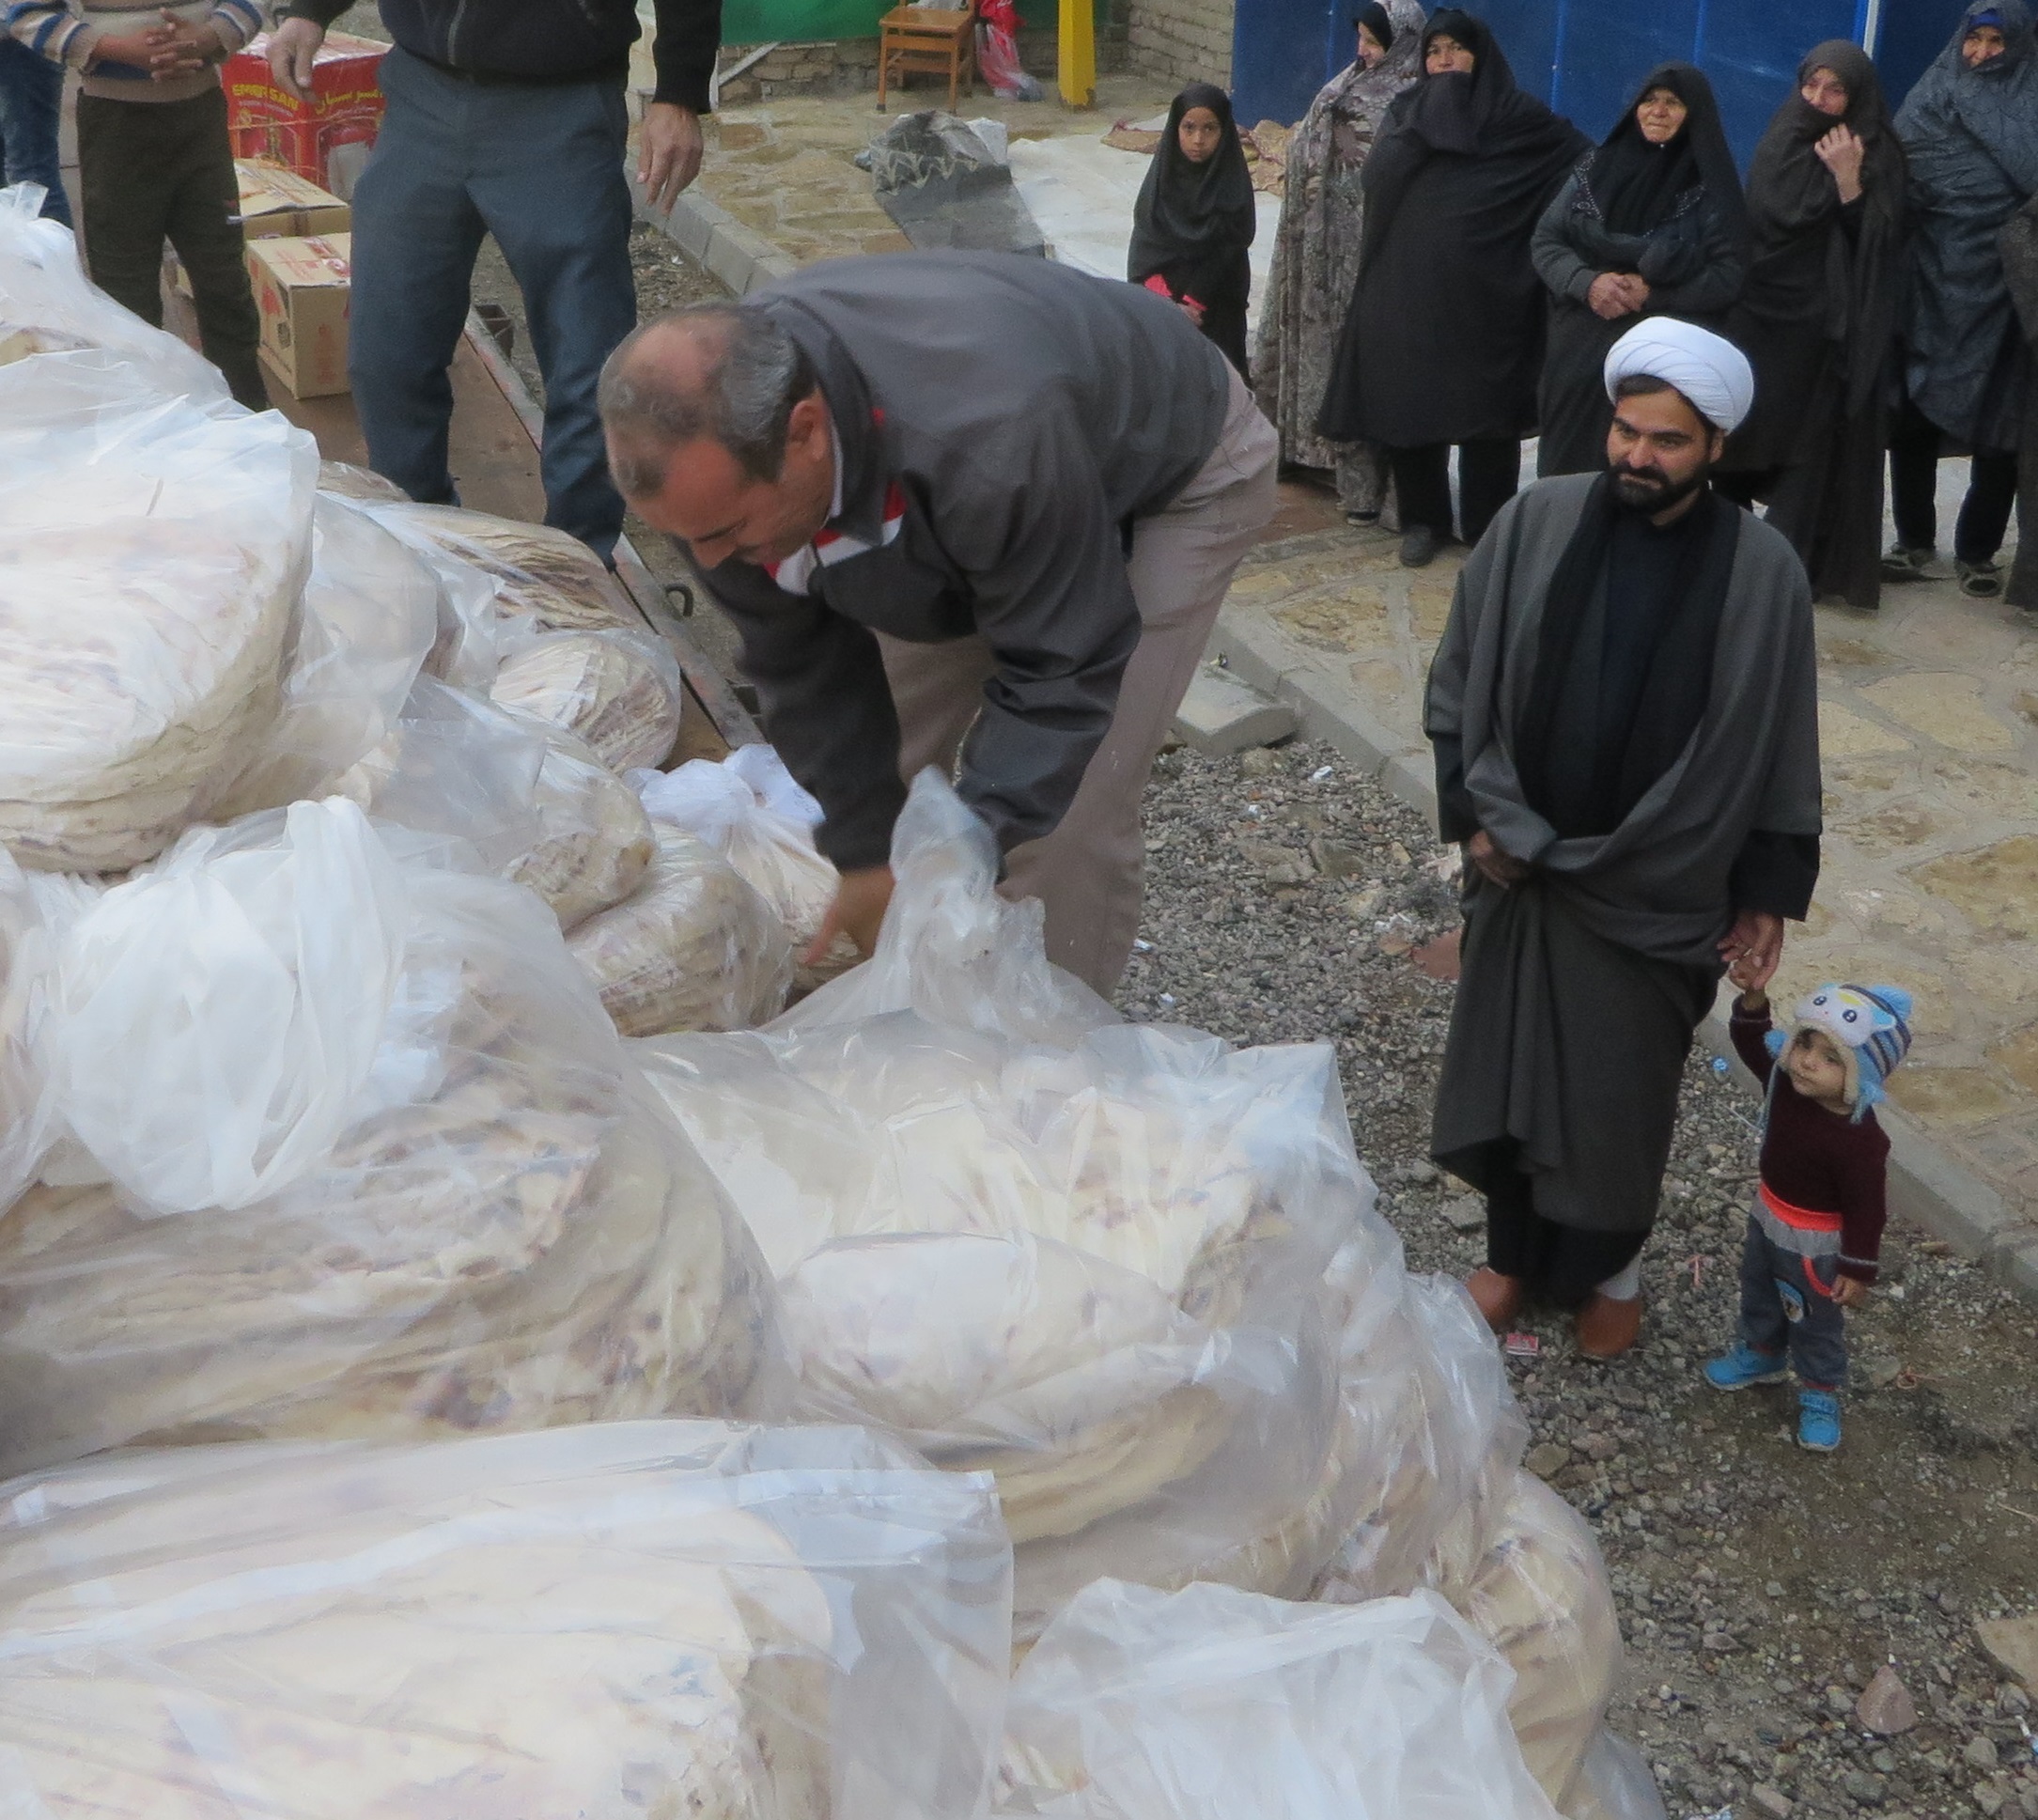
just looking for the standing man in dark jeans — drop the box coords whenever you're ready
[267,0,716,558]
[0,37,74,226]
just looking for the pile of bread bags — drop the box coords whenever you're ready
[0,181,1662,1820]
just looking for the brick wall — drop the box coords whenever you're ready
[1126,0,1234,87]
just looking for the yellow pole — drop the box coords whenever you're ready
[1057,0,1095,108]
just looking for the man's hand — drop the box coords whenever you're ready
[1717,910,1784,990]
[1834,1275,1871,1310]
[1587,272,1638,320]
[638,101,704,212]
[1466,829,1529,889]
[806,863,895,965]
[267,15,325,103]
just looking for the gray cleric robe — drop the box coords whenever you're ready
[1424,474,1823,1234]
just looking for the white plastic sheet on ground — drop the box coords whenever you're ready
[0,356,316,872]
[0,182,230,404]
[0,1421,1011,1820]
[1004,136,1281,337]
[638,771,1364,1624]
[0,801,777,1478]
[1000,1579,1564,1820]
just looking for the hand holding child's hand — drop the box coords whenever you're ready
[1834,1275,1870,1309]
[1727,952,1769,996]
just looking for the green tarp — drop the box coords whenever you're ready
[723,0,887,45]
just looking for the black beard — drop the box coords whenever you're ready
[1611,463,1710,515]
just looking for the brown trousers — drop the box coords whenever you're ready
[76,86,268,411]
[879,367,1279,996]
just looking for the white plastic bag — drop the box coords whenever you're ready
[49,798,411,1214]
[0,181,230,404]
[0,356,316,871]
[1425,1470,1625,1815]
[0,1421,1011,1820]
[568,823,793,1035]
[1571,1731,1671,1820]
[217,496,442,817]
[335,676,547,870]
[1000,1580,1564,1820]
[639,773,1360,1608]
[632,745,852,987]
[490,627,685,771]
[0,806,778,1477]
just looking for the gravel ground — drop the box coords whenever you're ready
[1122,738,2038,1820]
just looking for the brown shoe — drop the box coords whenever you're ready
[1465,1267,1525,1333]
[1575,1293,1642,1360]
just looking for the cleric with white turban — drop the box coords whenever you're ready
[1602,317,1756,434]
[1423,303,1819,1364]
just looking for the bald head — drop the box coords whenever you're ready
[599,305,818,500]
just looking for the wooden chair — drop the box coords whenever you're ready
[877,3,977,112]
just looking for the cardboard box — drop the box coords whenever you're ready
[226,33,386,194]
[247,232,350,399]
[235,159,351,240]
[168,162,349,299]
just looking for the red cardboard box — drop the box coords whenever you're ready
[225,32,387,194]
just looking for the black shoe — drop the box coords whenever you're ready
[1399,525,1439,568]
[1958,559,2003,599]
[1344,508,1380,526]
[1881,543,1933,582]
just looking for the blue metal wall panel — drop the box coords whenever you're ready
[1231,0,1916,168]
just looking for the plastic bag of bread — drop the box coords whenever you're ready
[0,356,315,872]
[0,800,777,1478]
[638,772,1358,1604]
[1122,1263,1520,1640]
[0,183,229,404]
[633,745,856,989]
[490,626,685,771]
[216,496,442,817]
[316,459,406,502]
[1424,1470,1624,1815]
[568,823,792,1035]
[366,498,642,631]
[512,720,656,928]
[999,1579,1564,1820]
[1569,1731,1671,1820]
[0,1421,1011,1820]
[335,676,546,868]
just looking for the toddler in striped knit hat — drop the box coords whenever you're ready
[1702,968,1913,1453]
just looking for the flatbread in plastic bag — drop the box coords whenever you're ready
[490,627,684,771]
[640,773,1359,1605]
[0,357,315,871]
[367,500,642,631]
[0,182,230,403]
[1000,1579,1564,1820]
[634,746,855,988]
[510,720,656,929]
[568,823,792,1035]
[1426,1470,1624,1814]
[0,1422,1010,1820]
[0,801,776,1478]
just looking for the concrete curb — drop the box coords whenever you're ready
[1208,597,2038,1308]
[629,170,798,297]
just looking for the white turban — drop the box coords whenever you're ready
[1601,319,1755,434]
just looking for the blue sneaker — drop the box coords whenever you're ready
[1704,1343,1789,1392]
[1797,1390,1842,1452]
